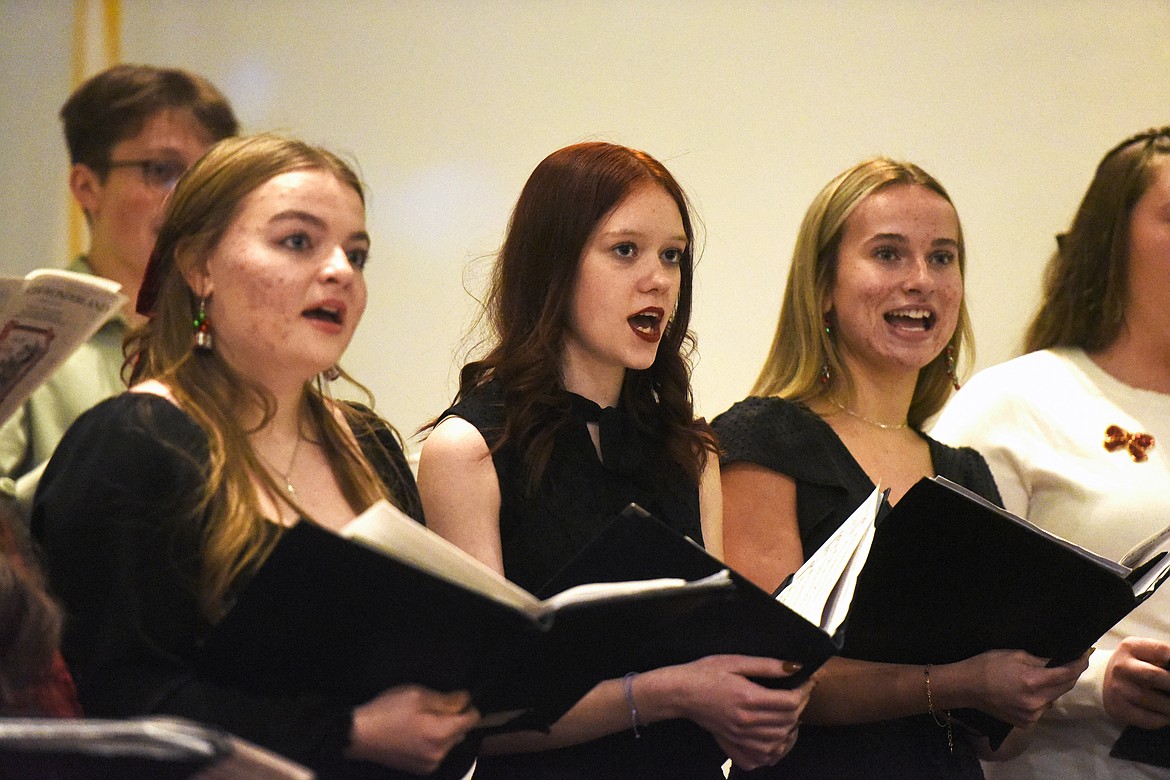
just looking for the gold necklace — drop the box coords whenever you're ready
[257,432,303,496]
[829,397,909,430]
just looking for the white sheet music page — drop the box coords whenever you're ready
[775,486,882,634]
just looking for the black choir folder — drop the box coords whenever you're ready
[844,476,1170,749]
[195,500,844,735]
[1112,723,1170,768]
[0,716,313,780]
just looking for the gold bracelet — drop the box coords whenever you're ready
[924,664,954,754]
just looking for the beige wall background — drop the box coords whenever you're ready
[3,0,1169,451]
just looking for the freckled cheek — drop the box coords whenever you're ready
[858,290,889,320]
[240,275,287,313]
[221,276,297,343]
[352,279,369,324]
[937,280,964,336]
[943,275,964,308]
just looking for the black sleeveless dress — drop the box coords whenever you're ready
[441,380,726,780]
[713,396,1001,780]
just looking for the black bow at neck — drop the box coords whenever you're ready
[566,392,642,476]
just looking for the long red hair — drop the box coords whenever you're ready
[445,141,714,491]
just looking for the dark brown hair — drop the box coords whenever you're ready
[60,63,238,175]
[447,141,714,490]
[1025,127,1170,353]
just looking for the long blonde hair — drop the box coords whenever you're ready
[752,157,973,429]
[127,134,402,619]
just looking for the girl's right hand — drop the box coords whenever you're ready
[1104,637,1170,729]
[641,654,813,770]
[347,685,480,774]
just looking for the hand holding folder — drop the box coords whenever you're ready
[197,500,740,733]
[1108,639,1170,767]
[197,497,856,736]
[841,476,1170,748]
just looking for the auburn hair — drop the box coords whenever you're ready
[443,141,714,491]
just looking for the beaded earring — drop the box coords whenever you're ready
[193,297,213,352]
[820,313,833,386]
[945,344,960,391]
[323,365,342,382]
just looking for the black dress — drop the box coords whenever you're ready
[442,380,726,780]
[31,392,475,780]
[712,396,1001,780]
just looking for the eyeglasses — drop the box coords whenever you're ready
[106,158,188,189]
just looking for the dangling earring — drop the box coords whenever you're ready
[820,313,833,386]
[945,344,960,391]
[193,297,213,352]
[323,365,341,382]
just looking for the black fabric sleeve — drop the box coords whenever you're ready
[713,397,871,557]
[713,397,845,487]
[712,397,794,473]
[30,396,356,769]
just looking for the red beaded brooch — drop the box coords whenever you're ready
[1104,425,1156,462]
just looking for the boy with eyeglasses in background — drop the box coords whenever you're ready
[0,64,238,508]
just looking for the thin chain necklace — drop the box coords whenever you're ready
[828,397,909,430]
[257,432,304,496]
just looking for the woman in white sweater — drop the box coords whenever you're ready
[933,126,1170,779]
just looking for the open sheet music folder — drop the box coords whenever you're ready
[523,504,846,726]
[197,500,743,735]
[197,498,852,737]
[840,476,1170,748]
[772,485,884,640]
